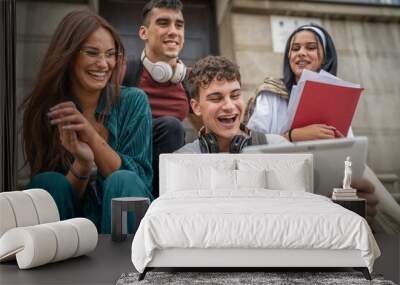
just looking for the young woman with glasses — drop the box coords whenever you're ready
[21,10,153,234]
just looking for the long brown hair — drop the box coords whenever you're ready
[21,10,125,177]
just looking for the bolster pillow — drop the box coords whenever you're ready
[0,189,59,237]
[0,218,98,269]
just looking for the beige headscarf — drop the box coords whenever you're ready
[244,77,289,124]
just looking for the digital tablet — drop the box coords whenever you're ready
[242,137,368,196]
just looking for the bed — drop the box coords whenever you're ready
[131,154,380,280]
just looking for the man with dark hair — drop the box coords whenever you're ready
[176,56,288,154]
[123,0,188,198]
[141,0,183,26]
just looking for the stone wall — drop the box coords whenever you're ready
[217,0,400,183]
[15,0,400,191]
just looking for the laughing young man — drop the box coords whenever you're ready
[175,56,288,154]
[123,0,188,197]
[175,56,384,230]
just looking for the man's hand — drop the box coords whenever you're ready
[351,178,379,223]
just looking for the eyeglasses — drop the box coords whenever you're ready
[79,48,121,61]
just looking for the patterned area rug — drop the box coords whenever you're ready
[117,271,396,285]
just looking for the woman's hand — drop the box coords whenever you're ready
[58,124,94,167]
[49,102,97,197]
[57,124,93,199]
[290,124,339,141]
[48,101,121,177]
[48,102,96,166]
[48,101,100,145]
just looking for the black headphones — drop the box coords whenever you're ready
[198,124,252,153]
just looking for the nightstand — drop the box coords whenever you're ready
[111,197,150,242]
[332,198,366,219]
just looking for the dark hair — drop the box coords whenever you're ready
[142,0,183,26]
[283,24,337,93]
[188,55,241,100]
[21,10,125,177]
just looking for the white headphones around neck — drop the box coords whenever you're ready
[141,50,186,84]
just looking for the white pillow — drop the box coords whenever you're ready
[267,166,307,191]
[211,168,237,190]
[211,168,268,191]
[0,189,60,238]
[167,162,211,192]
[236,169,268,189]
[0,196,17,237]
[0,218,97,269]
[237,158,309,192]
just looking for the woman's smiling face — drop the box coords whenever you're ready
[72,27,117,96]
[288,30,324,82]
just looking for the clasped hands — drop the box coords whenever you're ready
[47,101,98,169]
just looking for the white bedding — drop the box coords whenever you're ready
[131,190,380,273]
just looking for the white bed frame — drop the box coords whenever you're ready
[139,154,371,280]
[148,248,364,268]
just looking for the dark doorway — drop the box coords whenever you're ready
[99,0,218,66]
[1,0,17,192]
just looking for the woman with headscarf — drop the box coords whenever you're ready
[21,10,154,234]
[246,24,400,233]
[246,24,348,141]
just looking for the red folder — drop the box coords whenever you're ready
[291,81,363,136]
